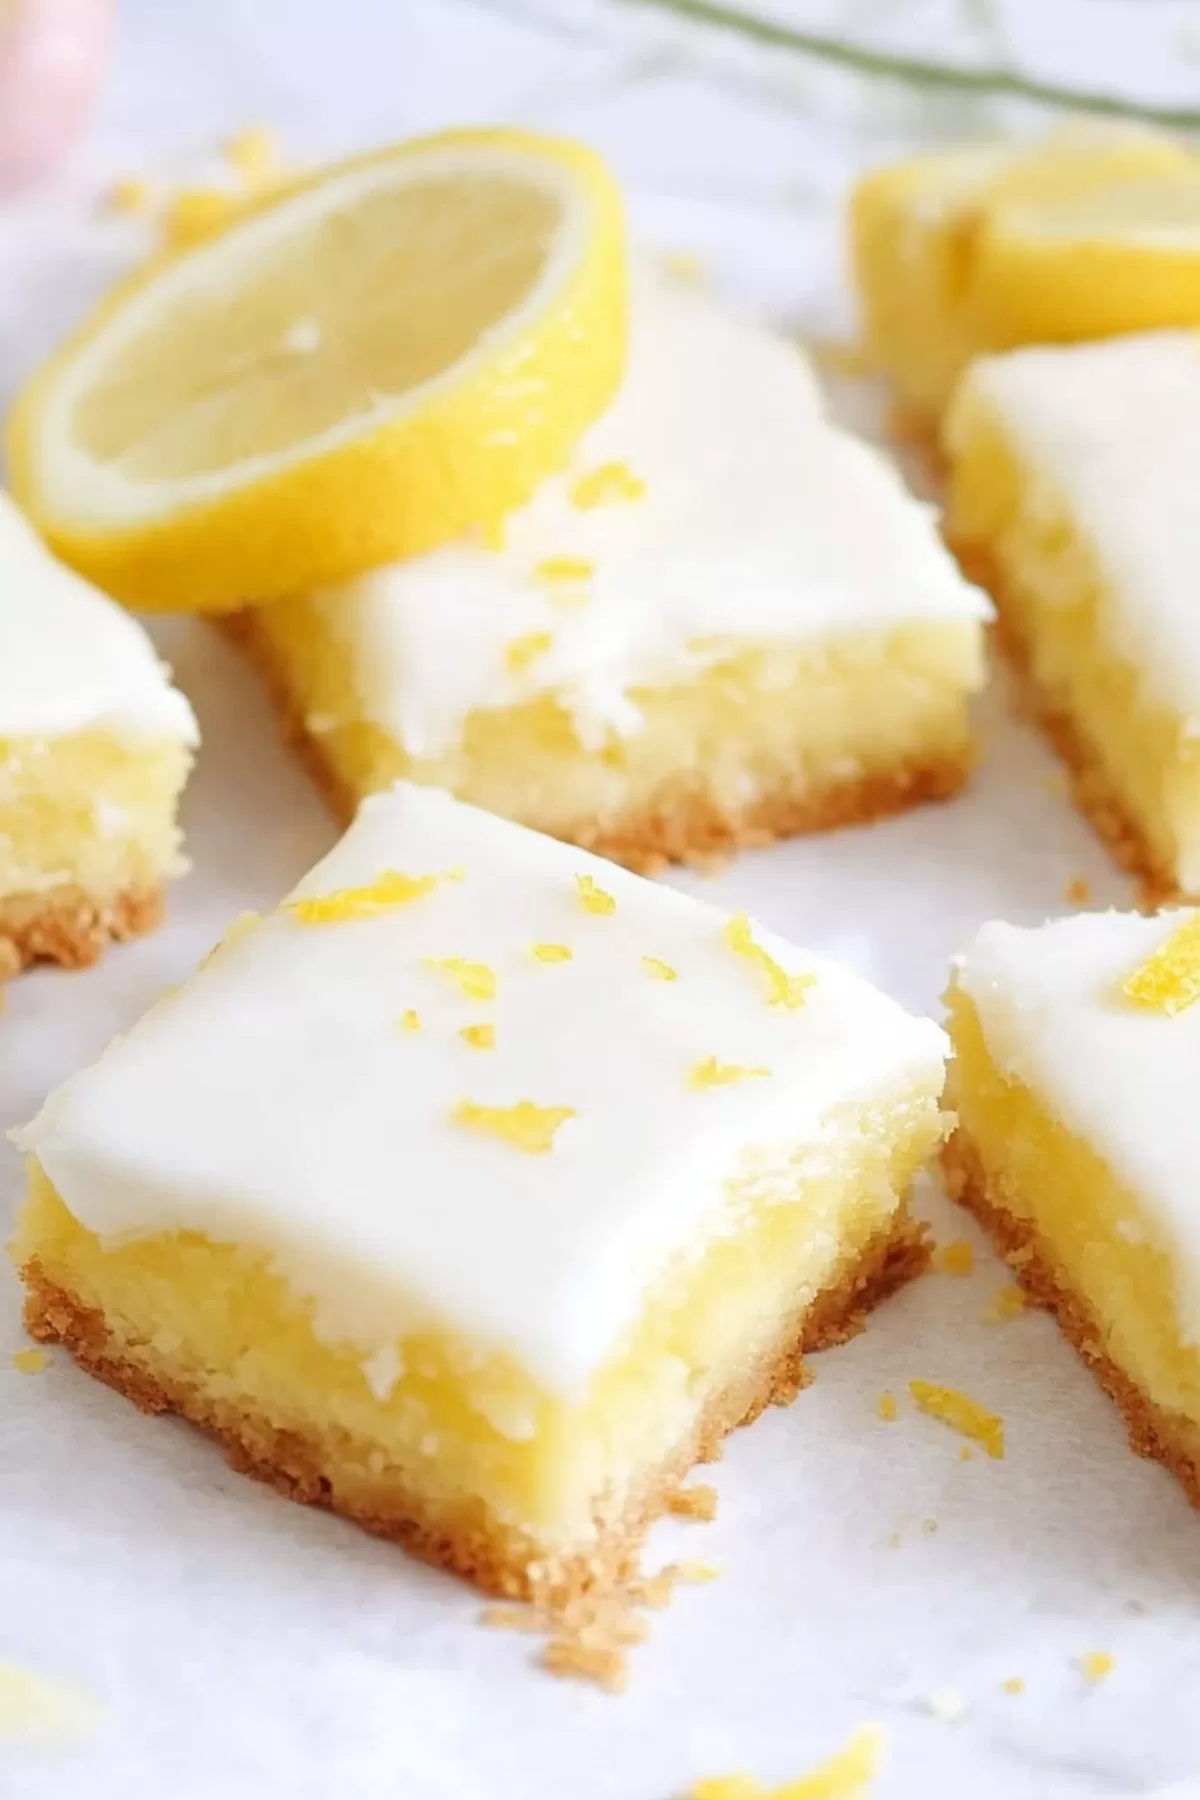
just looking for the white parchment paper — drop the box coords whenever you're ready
[5,5,1200,1796]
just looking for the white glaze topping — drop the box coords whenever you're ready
[956,909,1200,1339]
[20,782,947,1395]
[303,272,987,756]
[952,331,1200,730]
[0,492,197,742]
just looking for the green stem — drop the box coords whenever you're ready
[613,0,1200,131]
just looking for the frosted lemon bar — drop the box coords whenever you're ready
[0,494,196,978]
[851,125,1197,435]
[945,330,1200,899]
[232,273,988,872]
[945,911,1200,1505]
[14,782,947,1598]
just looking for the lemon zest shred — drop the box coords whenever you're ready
[934,1239,974,1276]
[534,554,593,585]
[642,956,678,981]
[424,957,497,1001]
[161,186,240,251]
[11,1349,47,1374]
[688,1056,771,1091]
[106,176,155,216]
[876,1390,898,1422]
[1124,915,1200,1015]
[460,1023,496,1050]
[570,460,645,509]
[1001,1677,1025,1695]
[982,1284,1027,1325]
[723,913,816,1009]
[691,1723,886,1799]
[576,873,616,916]
[400,1010,421,1033]
[452,1099,575,1154]
[1079,1650,1115,1683]
[909,1380,1005,1459]
[224,125,282,189]
[505,631,553,675]
[531,943,573,963]
[286,869,451,923]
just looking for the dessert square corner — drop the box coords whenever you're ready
[942,909,1200,1508]
[13,781,948,1600]
[225,270,989,874]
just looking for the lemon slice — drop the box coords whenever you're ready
[971,168,1200,347]
[8,127,627,612]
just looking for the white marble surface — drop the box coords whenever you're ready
[5,4,1200,1797]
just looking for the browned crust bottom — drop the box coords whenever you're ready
[941,1129,1200,1509]
[945,533,1177,907]
[218,611,973,876]
[0,883,163,982]
[22,1209,929,1602]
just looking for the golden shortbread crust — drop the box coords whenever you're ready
[0,883,163,982]
[219,611,973,875]
[21,1208,929,1604]
[942,1128,1200,1509]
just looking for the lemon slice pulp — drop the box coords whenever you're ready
[8,127,627,612]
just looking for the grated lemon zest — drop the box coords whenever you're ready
[876,1391,898,1422]
[692,1724,886,1800]
[934,1239,974,1276]
[1001,1677,1025,1696]
[106,176,155,215]
[161,186,240,251]
[909,1380,1005,1459]
[1079,1651,1115,1683]
[400,1010,421,1033]
[1124,915,1200,1015]
[576,873,616,915]
[531,942,573,964]
[724,913,815,1009]
[688,1056,771,1091]
[224,125,282,189]
[982,1284,1027,1325]
[535,554,593,585]
[643,956,678,981]
[453,1099,575,1154]
[11,1348,46,1374]
[505,631,553,675]
[460,1023,496,1050]
[286,868,452,922]
[571,460,645,509]
[425,957,497,1001]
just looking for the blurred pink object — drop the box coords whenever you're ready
[0,0,113,192]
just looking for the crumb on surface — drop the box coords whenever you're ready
[666,1483,719,1522]
[981,1284,1027,1325]
[877,1390,898,1422]
[921,1517,938,1536]
[1065,875,1092,905]
[1079,1650,1115,1683]
[909,1379,1005,1458]
[542,1636,628,1694]
[1001,1676,1025,1696]
[934,1238,974,1276]
[11,1348,47,1374]
[690,1722,886,1799]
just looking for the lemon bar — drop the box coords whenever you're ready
[0,494,196,978]
[13,782,947,1599]
[944,910,1200,1505]
[851,124,1197,436]
[230,272,988,873]
[945,330,1200,899]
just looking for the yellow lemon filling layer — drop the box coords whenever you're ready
[235,602,984,838]
[945,985,1200,1428]
[0,731,191,898]
[17,1086,940,1556]
[945,383,1200,892]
